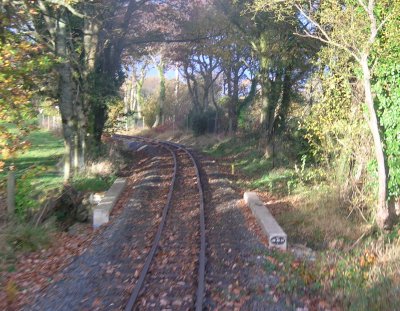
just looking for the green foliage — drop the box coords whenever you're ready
[253,0,400,230]
[300,47,375,213]
[188,109,216,136]
[373,8,400,199]
[6,224,53,252]
[264,250,319,298]
[375,64,400,199]
[104,97,127,133]
[142,96,158,127]
[238,79,257,129]
[88,69,125,106]
[72,175,115,192]
[0,10,54,164]
[302,50,355,162]
[87,68,125,141]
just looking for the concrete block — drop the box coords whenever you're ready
[93,178,127,228]
[244,192,287,250]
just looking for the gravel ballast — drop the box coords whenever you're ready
[26,147,173,311]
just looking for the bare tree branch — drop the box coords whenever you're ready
[295,31,361,62]
[294,4,333,44]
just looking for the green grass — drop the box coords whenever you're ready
[205,135,298,196]
[6,224,53,252]
[206,134,260,157]
[0,130,64,178]
[0,130,64,218]
[206,136,273,177]
[72,175,115,192]
[247,169,296,195]
[1,128,119,219]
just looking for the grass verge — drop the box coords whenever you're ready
[0,130,64,219]
[0,129,117,271]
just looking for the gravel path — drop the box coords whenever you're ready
[26,147,173,311]
[201,156,289,310]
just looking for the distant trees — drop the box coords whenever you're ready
[115,0,317,137]
[215,0,317,140]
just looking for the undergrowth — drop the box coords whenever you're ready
[72,158,117,193]
[5,223,53,253]
[205,133,400,309]
[0,130,117,272]
[0,223,54,278]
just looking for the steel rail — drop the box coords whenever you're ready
[123,140,177,311]
[114,135,206,311]
[161,140,206,311]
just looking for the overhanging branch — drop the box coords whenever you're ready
[124,34,222,47]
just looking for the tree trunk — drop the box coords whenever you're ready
[135,63,148,119]
[93,104,107,144]
[81,6,100,167]
[73,133,79,175]
[184,63,201,113]
[228,72,239,134]
[360,55,390,229]
[265,70,283,139]
[56,11,75,182]
[231,74,240,133]
[224,66,240,134]
[259,72,269,128]
[136,80,144,114]
[274,67,292,133]
[211,82,219,133]
[153,60,165,128]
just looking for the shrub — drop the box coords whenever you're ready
[6,224,53,252]
[142,96,158,128]
[189,109,216,136]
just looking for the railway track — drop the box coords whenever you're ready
[115,135,206,311]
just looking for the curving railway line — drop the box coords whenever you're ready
[115,135,206,311]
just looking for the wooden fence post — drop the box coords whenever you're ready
[7,171,16,216]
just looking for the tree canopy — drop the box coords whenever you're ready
[1,0,400,229]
